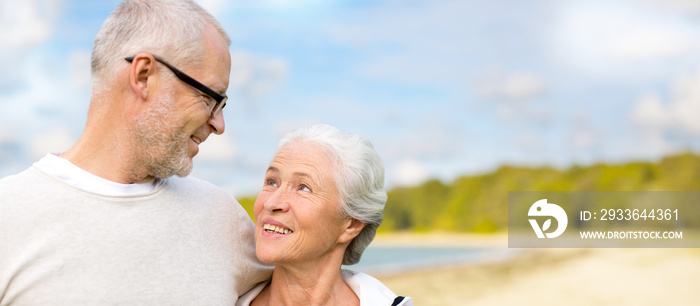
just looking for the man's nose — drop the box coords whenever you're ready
[208,110,225,135]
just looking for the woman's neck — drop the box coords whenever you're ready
[254,263,359,306]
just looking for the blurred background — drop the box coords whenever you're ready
[3,0,700,196]
[2,0,700,305]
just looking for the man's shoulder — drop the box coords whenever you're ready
[163,176,239,204]
[0,166,63,210]
[166,175,227,193]
[0,166,48,190]
[162,176,253,224]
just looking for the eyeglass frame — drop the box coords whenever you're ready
[124,54,227,116]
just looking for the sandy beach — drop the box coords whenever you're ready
[371,233,700,305]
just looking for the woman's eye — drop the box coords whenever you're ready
[299,184,311,192]
[265,179,278,187]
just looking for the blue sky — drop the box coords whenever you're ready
[2,0,700,196]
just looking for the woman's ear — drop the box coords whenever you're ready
[338,219,365,244]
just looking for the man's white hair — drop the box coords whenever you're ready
[91,0,230,87]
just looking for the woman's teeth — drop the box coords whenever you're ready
[263,223,293,234]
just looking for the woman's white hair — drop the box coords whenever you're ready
[275,124,387,265]
[91,0,230,86]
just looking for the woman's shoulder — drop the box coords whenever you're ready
[341,270,413,306]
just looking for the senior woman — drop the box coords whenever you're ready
[237,124,412,306]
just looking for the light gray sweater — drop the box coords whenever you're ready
[0,166,271,305]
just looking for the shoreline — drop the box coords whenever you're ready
[372,231,508,248]
[362,232,515,277]
[371,241,700,305]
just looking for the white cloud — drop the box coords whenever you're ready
[0,0,64,88]
[476,68,547,101]
[394,159,429,187]
[566,112,601,150]
[642,0,700,14]
[273,119,322,139]
[0,47,91,166]
[229,50,288,101]
[195,0,226,16]
[326,1,483,87]
[29,127,75,159]
[500,73,547,100]
[68,49,92,90]
[0,121,11,143]
[600,23,692,61]
[473,67,548,122]
[631,66,700,136]
[382,121,465,160]
[355,51,465,86]
[569,129,597,150]
[327,0,473,50]
[1,49,90,124]
[632,129,676,158]
[631,93,668,128]
[228,0,326,10]
[197,134,237,161]
[555,1,699,66]
[514,133,544,151]
[0,0,63,56]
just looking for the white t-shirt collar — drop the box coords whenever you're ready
[34,153,164,196]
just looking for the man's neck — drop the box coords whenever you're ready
[60,132,152,184]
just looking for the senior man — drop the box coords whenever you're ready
[0,1,270,305]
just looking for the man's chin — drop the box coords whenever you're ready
[172,161,193,178]
[149,156,193,179]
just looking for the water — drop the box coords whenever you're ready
[343,246,513,275]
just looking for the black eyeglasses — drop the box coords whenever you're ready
[125,55,227,116]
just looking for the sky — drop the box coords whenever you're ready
[2,0,700,197]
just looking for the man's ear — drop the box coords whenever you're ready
[338,219,366,245]
[128,53,157,101]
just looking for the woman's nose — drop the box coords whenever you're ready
[263,189,290,213]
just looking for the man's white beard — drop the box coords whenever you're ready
[130,86,193,179]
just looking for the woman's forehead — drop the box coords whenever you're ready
[270,143,333,174]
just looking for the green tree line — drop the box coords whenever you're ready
[236,152,700,233]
